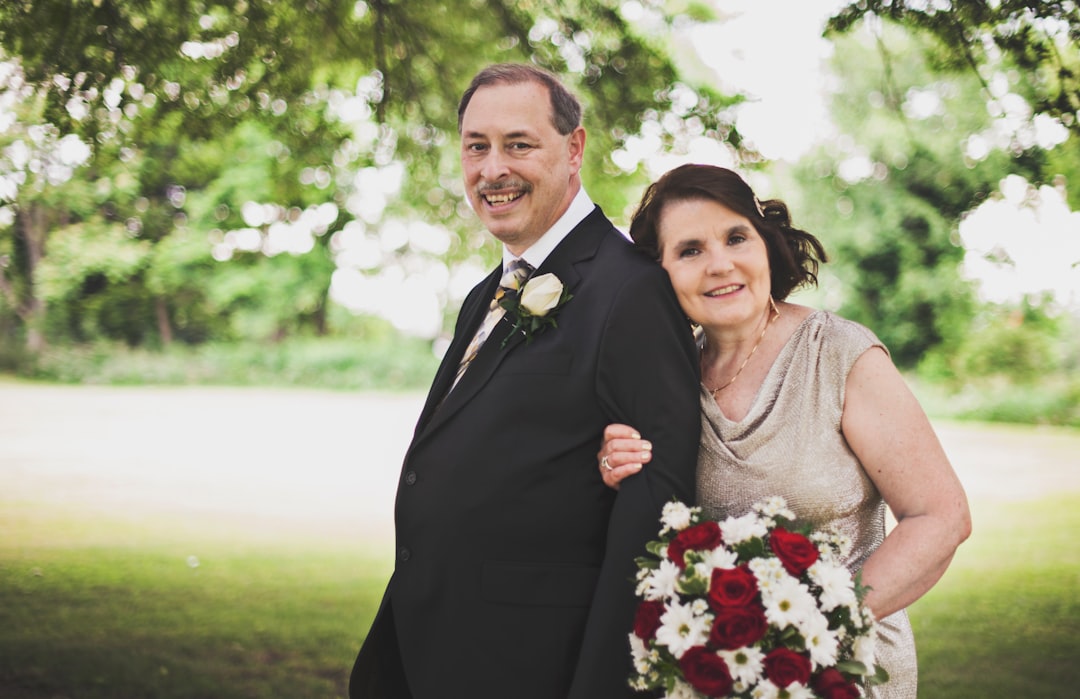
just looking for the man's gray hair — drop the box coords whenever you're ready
[457,63,583,135]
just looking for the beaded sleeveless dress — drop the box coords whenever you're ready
[696,311,917,698]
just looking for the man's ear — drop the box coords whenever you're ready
[567,126,586,173]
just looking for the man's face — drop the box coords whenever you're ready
[460,81,585,256]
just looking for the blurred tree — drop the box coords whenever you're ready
[0,0,747,352]
[782,23,1017,368]
[829,1,1080,144]
[780,5,1080,374]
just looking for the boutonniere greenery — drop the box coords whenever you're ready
[500,272,573,347]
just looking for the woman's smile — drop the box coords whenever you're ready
[704,284,743,298]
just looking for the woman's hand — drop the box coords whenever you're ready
[597,423,652,490]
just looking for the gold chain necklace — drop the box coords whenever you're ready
[705,297,780,396]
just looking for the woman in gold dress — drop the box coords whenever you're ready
[598,164,971,697]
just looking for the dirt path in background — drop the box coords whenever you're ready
[2,382,1078,543]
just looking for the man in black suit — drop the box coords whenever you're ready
[350,63,700,699]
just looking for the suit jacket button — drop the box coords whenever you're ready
[404,471,417,486]
[398,547,411,562]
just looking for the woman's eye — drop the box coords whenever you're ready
[678,247,701,258]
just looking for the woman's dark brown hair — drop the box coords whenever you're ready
[628,164,827,301]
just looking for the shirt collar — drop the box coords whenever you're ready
[502,187,595,271]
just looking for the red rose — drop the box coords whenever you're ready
[708,564,759,610]
[812,668,861,699]
[633,600,665,641]
[769,526,819,576]
[667,520,723,569]
[763,647,812,688]
[709,604,767,650]
[678,646,733,697]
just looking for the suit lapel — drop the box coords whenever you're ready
[412,265,502,435]
[411,206,608,446]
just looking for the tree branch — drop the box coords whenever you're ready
[373,0,387,124]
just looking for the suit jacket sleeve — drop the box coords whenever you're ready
[568,264,701,698]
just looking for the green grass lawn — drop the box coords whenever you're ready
[908,495,1080,698]
[2,495,1078,698]
[0,503,393,699]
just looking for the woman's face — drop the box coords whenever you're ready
[656,198,772,332]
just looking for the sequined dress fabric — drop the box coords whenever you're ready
[696,311,917,698]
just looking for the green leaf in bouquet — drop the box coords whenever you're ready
[634,555,660,570]
[827,604,854,629]
[734,537,767,560]
[836,659,869,676]
[778,625,804,646]
[853,569,873,601]
[676,574,708,596]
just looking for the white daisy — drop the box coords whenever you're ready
[629,633,653,674]
[690,598,711,616]
[697,545,738,572]
[718,646,766,686]
[784,683,817,699]
[749,557,787,591]
[750,679,782,699]
[753,680,815,699]
[639,559,682,601]
[755,496,795,521]
[853,627,879,669]
[661,501,695,533]
[813,529,853,561]
[720,511,769,544]
[762,576,816,630]
[655,600,711,659]
[852,605,876,630]
[799,611,840,668]
[807,560,858,612]
[664,679,703,699]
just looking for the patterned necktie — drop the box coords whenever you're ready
[451,258,533,388]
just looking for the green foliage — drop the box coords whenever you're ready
[910,297,1080,426]
[38,221,151,296]
[143,230,228,344]
[779,21,1073,368]
[829,1,1080,143]
[790,9,1080,379]
[961,382,1080,427]
[909,367,1080,428]
[0,0,747,355]
[956,301,1062,383]
[17,328,440,391]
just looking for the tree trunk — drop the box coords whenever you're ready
[5,202,49,352]
[155,297,174,345]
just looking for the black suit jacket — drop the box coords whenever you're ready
[352,207,701,698]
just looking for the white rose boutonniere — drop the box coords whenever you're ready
[500,272,573,346]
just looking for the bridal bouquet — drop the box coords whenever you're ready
[629,497,888,698]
